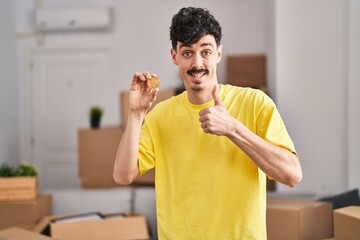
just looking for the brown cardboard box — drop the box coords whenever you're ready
[226,54,266,88]
[78,127,155,187]
[33,212,149,240]
[334,206,360,240]
[0,177,38,201]
[78,127,124,188]
[0,194,52,230]
[120,87,176,125]
[267,198,333,240]
[0,227,52,240]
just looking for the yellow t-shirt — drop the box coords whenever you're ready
[138,84,296,240]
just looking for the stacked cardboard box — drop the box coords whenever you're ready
[0,194,52,230]
[78,126,124,188]
[333,206,360,240]
[267,198,333,240]
[78,127,156,188]
[226,54,266,88]
[0,177,38,201]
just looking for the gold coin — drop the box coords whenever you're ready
[147,76,160,89]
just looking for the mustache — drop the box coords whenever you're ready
[187,68,209,75]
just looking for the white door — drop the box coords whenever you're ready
[30,48,111,189]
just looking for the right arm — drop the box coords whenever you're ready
[113,71,158,185]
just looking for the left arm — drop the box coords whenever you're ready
[199,85,302,187]
[226,119,302,187]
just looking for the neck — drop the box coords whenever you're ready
[186,84,218,105]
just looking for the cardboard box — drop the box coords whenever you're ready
[0,227,52,240]
[334,206,360,240]
[78,127,124,188]
[33,212,149,240]
[120,87,176,125]
[267,198,333,240]
[0,177,38,201]
[0,194,52,230]
[78,127,155,187]
[226,54,266,88]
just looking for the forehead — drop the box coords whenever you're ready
[177,35,217,50]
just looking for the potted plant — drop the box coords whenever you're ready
[0,163,15,177]
[0,162,39,201]
[14,161,38,177]
[89,106,103,128]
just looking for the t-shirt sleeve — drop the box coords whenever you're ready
[256,97,297,156]
[138,121,156,176]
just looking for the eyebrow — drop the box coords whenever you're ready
[179,42,215,50]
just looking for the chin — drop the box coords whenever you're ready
[190,84,206,92]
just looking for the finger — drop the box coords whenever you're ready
[132,72,139,82]
[199,108,210,116]
[143,71,152,80]
[134,72,146,82]
[151,88,159,101]
[131,72,144,89]
[212,84,223,106]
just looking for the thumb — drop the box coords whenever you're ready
[212,84,223,106]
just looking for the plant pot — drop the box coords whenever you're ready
[0,177,38,201]
[90,117,101,128]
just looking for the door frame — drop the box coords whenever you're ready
[21,46,111,189]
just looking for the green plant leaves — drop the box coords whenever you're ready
[0,162,38,177]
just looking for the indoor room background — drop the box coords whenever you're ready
[0,0,359,195]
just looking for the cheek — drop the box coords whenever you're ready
[207,59,217,70]
[177,61,190,72]
[179,68,188,79]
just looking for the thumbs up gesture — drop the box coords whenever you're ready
[199,85,234,136]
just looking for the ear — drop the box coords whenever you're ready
[170,48,178,65]
[216,45,223,64]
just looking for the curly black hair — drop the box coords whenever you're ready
[170,7,222,50]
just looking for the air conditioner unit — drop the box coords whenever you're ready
[34,6,112,32]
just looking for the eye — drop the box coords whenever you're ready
[203,50,212,57]
[182,51,192,58]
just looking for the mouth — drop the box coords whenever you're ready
[187,68,209,79]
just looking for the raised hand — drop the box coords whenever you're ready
[129,71,159,112]
[199,85,234,136]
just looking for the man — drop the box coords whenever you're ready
[113,7,302,239]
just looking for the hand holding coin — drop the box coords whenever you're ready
[147,76,160,89]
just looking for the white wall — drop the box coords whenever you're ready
[348,0,360,190]
[274,0,358,194]
[0,1,19,166]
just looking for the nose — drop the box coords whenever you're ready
[191,53,204,69]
